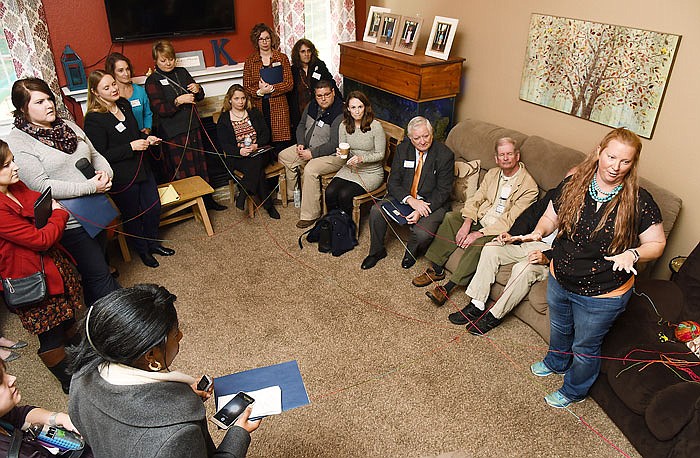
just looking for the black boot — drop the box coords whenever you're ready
[203,194,228,211]
[38,347,72,394]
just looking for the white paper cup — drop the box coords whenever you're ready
[338,142,350,159]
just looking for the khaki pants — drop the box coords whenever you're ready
[279,146,345,220]
[465,241,550,319]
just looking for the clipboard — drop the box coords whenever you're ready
[59,194,119,238]
[34,187,53,229]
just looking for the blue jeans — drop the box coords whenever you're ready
[543,274,632,401]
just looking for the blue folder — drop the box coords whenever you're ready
[59,194,119,238]
[380,198,413,225]
[213,360,310,413]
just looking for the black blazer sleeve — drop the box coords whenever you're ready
[387,139,413,200]
[216,111,240,156]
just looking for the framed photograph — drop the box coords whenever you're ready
[425,16,459,60]
[175,50,206,71]
[375,13,401,50]
[393,16,423,55]
[363,6,391,44]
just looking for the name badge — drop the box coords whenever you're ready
[317,120,325,127]
[160,79,169,85]
[130,99,141,107]
[496,204,505,214]
[312,71,321,80]
[403,160,415,168]
[115,122,126,132]
[272,61,281,67]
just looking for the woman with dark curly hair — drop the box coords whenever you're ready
[288,38,339,132]
[243,23,293,152]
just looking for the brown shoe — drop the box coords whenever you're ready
[412,267,446,287]
[296,219,318,229]
[426,285,449,306]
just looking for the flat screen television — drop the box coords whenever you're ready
[104,0,235,42]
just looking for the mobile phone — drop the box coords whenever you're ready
[210,392,255,430]
[197,374,213,392]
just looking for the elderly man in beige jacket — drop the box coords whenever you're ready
[411,137,538,306]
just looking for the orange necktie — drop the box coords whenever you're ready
[410,151,424,198]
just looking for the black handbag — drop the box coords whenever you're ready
[1,255,47,311]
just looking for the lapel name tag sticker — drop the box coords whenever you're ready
[130,99,141,107]
[317,120,325,127]
[312,72,321,80]
[403,160,415,168]
[496,204,505,214]
[115,122,126,132]
[160,79,169,85]
[272,61,281,67]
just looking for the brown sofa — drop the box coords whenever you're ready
[442,119,683,342]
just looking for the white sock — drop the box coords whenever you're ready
[471,298,485,311]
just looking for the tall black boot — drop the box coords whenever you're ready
[203,194,228,211]
[38,347,71,394]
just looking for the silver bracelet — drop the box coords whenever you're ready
[626,248,640,263]
[48,411,59,427]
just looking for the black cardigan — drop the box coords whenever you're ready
[215,108,270,157]
[84,98,148,187]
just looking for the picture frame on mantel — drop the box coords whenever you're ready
[393,16,423,56]
[375,13,402,50]
[425,16,459,60]
[363,6,391,44]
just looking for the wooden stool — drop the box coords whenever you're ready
[158,176,215,236]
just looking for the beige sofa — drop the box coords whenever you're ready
[442,119,682,342]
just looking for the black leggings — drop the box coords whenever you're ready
[37,318,75,353]
[324,177,365,216]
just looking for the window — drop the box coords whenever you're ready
[304,0,332,68]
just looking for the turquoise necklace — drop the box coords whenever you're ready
[588,174,622,203]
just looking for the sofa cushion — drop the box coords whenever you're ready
[451,160,480,204]
[519,135,586,191]
[645,382,700,441]
[445,119,528,170]
[638,177,682,240]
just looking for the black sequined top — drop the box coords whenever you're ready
[551,177,662,296]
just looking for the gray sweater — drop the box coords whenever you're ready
[6,121,113,229]
[334,119,386,191]
[69,369,251,458]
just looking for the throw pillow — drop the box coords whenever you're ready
[451,160,480,203]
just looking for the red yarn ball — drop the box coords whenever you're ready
[675,321,700,342]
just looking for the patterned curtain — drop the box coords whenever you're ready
[272,0,305,56]
[328,0,355,91]
[272,0,355,91]
[0,0,70,119]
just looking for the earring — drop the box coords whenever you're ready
[148,360,163,372]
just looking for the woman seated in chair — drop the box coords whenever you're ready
[325,91,385,216]
[216,84,279,219]
[68,284,261,457]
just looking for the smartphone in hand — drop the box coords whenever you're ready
[210,392,255,430]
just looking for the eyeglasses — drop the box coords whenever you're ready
[258,36,271,42]
[315,92,333,99]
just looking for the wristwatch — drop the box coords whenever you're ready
[627,248,640,263]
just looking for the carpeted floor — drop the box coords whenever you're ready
[3,201,640,457]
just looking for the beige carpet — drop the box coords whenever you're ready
[3,202,640,457]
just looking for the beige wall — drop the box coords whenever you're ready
[372,0,699,277]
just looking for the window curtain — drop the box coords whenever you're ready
[0,0,70,119]
[272,0,356,91]
[328,0,355,91]
[272,0,306,56]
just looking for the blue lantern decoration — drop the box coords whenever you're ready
[61,45,87,91]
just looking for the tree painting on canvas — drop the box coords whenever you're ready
[520,14,680,138]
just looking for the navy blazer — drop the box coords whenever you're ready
[387,138,454,210]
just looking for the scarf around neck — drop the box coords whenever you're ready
[14,116,78,154]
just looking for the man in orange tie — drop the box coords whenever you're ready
[361,116,454,270]
[413,137,538,306]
